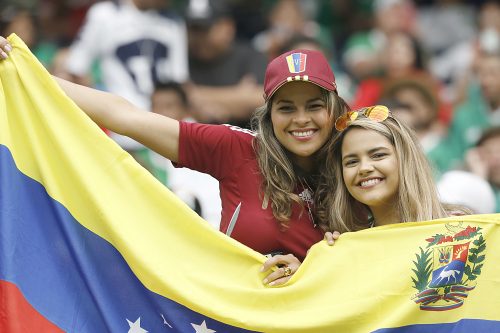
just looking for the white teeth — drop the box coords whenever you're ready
[360,179,381,187]
[291,130,314,137]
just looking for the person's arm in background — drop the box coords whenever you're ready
[186,76,264,123]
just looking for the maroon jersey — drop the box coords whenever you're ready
[176,122,323,261]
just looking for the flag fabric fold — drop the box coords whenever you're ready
[1,34,500,332]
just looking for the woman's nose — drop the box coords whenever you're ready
[293,109,311,125]
[358,159,374,175]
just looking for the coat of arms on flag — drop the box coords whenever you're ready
[411,222,486,311]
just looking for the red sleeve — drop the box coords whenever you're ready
[175,122,256,181]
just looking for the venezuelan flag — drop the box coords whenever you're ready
[1,34,500,332]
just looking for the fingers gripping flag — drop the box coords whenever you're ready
[1,34,500,332]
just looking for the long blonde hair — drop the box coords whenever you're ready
[251,90,349,224]
[316,116,448,232]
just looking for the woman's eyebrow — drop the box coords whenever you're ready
[342,146,390,160]
[367,146,391,154]
[275,99,293,104]
[342,153,357,161]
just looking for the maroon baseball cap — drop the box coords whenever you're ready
[263,49,337,101]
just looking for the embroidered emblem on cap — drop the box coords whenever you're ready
[263,49,337,100]
[286,53,307,73]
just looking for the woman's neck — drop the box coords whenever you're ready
[293,158,314,173]
[371,205,401,227]
[291,152,320,174]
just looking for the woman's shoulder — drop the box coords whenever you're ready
[179,122,257,155]
[221,124,257,139]
[181,121,255,135]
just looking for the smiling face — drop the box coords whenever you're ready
[270,81,332,171]
[341,128,400,210]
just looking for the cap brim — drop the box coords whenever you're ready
[265,77,336,101]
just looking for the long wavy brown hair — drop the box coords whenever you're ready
[251,89,349,225]
[315,116,451,233]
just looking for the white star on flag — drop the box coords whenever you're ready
[127,317,148,333]
[191,320,216,333]
[160,313,173,328]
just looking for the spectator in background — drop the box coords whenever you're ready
[442,48,500,169]
[314,0,373,68]
[342,0,416,84]
[0,5,58,68]
[351,31,452,124]
[380,78,452,175]
[417,0,476,59]
[151,81,194,122]
[185,0,267,127]
[136,81,222,228]
[227,0,267,41]
[429,0,500,105]
[36,0,93,46]
[351,31,427,108]
[252,0,323,60]
[64,0,188,152]
[466,127,500,213]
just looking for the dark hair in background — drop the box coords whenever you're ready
[153,81,189,108]
[382,78,439,115]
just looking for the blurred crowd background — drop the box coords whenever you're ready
[2,0,499,224]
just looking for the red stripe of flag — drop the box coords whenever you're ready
[0,280,64,332]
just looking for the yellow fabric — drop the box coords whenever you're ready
[1,34,499,332]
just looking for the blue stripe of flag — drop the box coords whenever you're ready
[372,318,500,332]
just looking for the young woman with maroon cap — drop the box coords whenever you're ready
[0,37,349,286]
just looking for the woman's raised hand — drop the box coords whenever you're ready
[0,36,12,59]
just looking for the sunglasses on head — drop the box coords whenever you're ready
[334,105,390,132]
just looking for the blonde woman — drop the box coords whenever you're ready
[316,105,467,233]
[0,37,348,286]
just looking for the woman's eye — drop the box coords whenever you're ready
[372,153,387,159]
[344,159,357,167]
[278,106,294,112]
[309,103,324,110]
